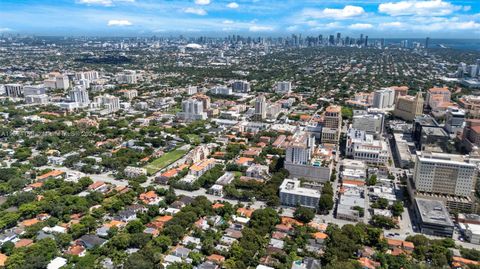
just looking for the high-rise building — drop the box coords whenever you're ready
[94,94,120,113]
[232,80,251,93]
[372,88,395,109]
[321,105,342,144]
[425,37,430,49]
[413,151,478,198]
[275,81,292,94]
[352,110,384,137]
[5,84,23,98]
[254,95,267,120]
[426,87,451,110]
[393,92,424,121]
[69,86,90,106]
[444,106,465,135]
[23,85,46,96]
[55,75,69,90]
[285,131,315,165]
[177,99,207,121]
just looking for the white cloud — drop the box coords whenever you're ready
[227,2,239,9]
[379,0,462,16]
[222,20,234,24]
[107,19,132,26]
[302,5,365,20]
[286,25,299,31]
[0,27,12,32]
[77,0,134,6]
[379,21,404,28]
[194,0,210,5]
[348,23,373,30]
[184,7,207,15]
[249,25,274,32]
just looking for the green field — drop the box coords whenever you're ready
[144,149,188,174]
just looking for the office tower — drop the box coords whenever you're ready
[329,35,334,45]
[69,86,90,106]
[381,38,385,48]
[321,105,342,144]
[232,80,251,93]
[5,84,23,98]
[413,151,477,199]
[444,107,465,135]
[425,37,430,49]
[254,95,267,120]
[177,99,207,121]
[372,88,395,109]
[393,92,424,121]
[336,33,341,45]
[426,87,451,110]
[275,81,292,94]
[352,110,384,137]
[364,36,368,47]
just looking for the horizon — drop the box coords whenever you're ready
[0,0,479,38]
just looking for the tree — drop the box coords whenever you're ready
[370,215,397,229]
[126,220,145,234]
[390,201,404,217]
[31,155,48,167]
[154,235,172,252]
[318,194,334,213]
[293,207,315,223]
[366,175,377,186]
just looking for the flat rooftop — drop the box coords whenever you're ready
[415,198,454,227]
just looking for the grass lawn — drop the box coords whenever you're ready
[144,149,188,174]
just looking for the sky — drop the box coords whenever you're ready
[0,0,479,37]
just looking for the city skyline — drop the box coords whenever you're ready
[1,0,480,37]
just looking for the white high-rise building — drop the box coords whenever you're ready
[55,75,69,89]
[373,88,395,109]
[413,151,478,198]
[5,84,23,98]
[254,95,267,120]
[352,110,384,137]
[177,99,207,121]
[75,71,99,82]
[345,128,389,164]
[444,107,465,135]
[94,94,120,113]
[232,80,251,93]
[279,178,321,209]
[285,131,315,165]
[69,86,90,106]
[186,86,198,95]
[275,81,292,94]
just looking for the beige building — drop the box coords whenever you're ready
[321,105,342,144]
[393,92,424,121]
[426,87,451,110]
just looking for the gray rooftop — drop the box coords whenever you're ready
[415,198,454,227]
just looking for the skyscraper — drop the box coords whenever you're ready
[69,86,90,106]
[254,95,267,120]
[425,37,430,49]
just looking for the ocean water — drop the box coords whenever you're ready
[383,38,480,51]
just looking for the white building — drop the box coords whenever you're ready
[275,81,292,94]
[75,71,99,82]
[254,95,267,120]
[23,85,47,96]
[177,99,207,121]
[93,94,120,113]
[345,128,389,164]
[116,70,137,84]
[444,106,465,135]
[413,151,478,198]
[69,86,90,106]
[210,86,232,95]
[352,110,384,137]
[279,178,321,209]
[232,80,251,93]
[124,166,147,178]
[372,88,395,109]
[122,89,138,100]
[55,75,70,89]
[285,131,315,165]
[186,86,197,95]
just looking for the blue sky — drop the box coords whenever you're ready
[0,0,479,37]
